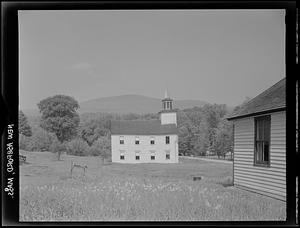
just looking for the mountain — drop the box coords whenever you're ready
[79,94,209,114]
[21,94,235,116]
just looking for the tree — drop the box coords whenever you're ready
[79,118,110,146]
[38,95,80,160]
[26,128,57,152]
[19,110,32,137]
[212,119,234,159]
[66,138,89,156]
[90,136,111,163]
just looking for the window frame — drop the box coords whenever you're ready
[254,115,271,167]
[150,150,155,160]
[120,150,125,160]
[135,151,140,160]
[135,136,140,145]
[166,150,170,160]
[119,136,124,144]
[166,136,170,144]
[150,136,155,145]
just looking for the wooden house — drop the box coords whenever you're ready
[227,78,286,201]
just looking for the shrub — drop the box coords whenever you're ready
[90,136,111,159]
[19,134,31,151]
[66,138,90,156]
[26,128,56,152]
[88,146,100,157]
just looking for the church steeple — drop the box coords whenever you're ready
[164,89,169,99]
[160,89,177,126]
[162,89,173,111]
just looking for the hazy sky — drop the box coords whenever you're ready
[19,10,285,109]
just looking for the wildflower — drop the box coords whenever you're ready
[205,200,211,207]
[214,204,221,210]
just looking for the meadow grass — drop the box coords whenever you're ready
[19,150,286,221]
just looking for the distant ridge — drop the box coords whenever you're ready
[79,94,208,114]
[21,94,235,116]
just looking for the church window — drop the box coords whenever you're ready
[120,150,125,160]
[166,136,170,144]
[119,136,124,144]
[150,150,155,160]
[135,151,140,160]
[150,136,155,145]
[135,136,140,145]
[166,150,170,160]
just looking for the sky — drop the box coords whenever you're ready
[19,9,285,110]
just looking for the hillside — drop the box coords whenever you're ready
[21,94,236,116]
[78,94,208,114]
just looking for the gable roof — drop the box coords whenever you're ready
[227,78,286,120]
[110,120,178,135]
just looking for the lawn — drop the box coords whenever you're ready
[19,150,286,221]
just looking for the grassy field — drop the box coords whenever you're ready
[19,150,286,221]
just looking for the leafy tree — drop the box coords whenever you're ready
[26,128,57,152]
[177,104,232,157]
[66,138,90,156]
[79,118,110,146]
[19,134,31,151]
[49,139,67,160]
[38,95,80,160]
[90,136,111,163]
[19,110,32,137]
[212,119,234,159]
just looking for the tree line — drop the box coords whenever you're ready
[19,94,239,160]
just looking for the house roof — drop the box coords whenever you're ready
[110,120,178,135]
[227,78,286,120]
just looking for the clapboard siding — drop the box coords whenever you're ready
[234,169,286,181]
[234,164,286,175]
[234,172,286,187]
[233,111,286,201]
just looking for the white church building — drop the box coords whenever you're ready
[110,91,179,163]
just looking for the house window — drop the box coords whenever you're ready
[166,136,170,144]
[120,150,125,160]
[166,150,170,160]
[119,136,124,144]
[135,151,140,160]
[150,136,155,145]
[150,151,155,160]
[254,116,271,166]
[135,136,140,145]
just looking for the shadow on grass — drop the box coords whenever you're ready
[218,177,234,187]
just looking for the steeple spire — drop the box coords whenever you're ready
[164,89,169,99]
